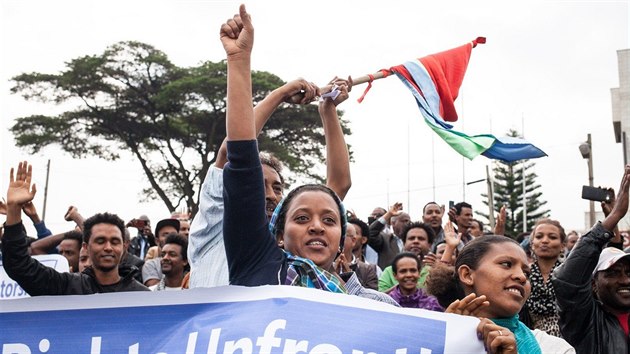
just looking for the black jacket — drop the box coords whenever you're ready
[552,222,628,354]
[368,219,401,270]
[128,232,156,259]
[2,221,149,295]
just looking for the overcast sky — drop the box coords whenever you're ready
[1,0,628,236]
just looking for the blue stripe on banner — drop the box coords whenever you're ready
[481,136,548,162]
[0,286,484,354]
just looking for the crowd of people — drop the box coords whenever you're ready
[2,5,630,354]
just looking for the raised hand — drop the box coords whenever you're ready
[447,205,457,223]
[7,161,37,207]
[603,165,630,232]
[64,205,79,221]
[282,79,319,105]
[220,4,254,60]
[601,188,616,217]
[445,293,489,317]
[388,202,403,216]
[320,76,353,107]
[444,221,462,249]
[333,252,351,274]
[422,252,437,267]
[493,205,506,236]
[22,201,39,218]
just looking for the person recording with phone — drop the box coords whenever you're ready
[552,165,630,353]
[127,216,155,259]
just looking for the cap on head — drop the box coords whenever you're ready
[155,218,180,236]
[593,247,630,275]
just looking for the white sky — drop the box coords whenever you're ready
[1,0,629,236]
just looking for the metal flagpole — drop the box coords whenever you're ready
[42,159,51,221]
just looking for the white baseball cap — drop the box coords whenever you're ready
[593,247,630,275]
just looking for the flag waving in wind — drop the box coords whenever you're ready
[357,37,547,163]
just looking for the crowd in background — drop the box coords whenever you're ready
[2,5,630,354]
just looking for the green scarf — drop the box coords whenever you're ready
[492,315,542,354]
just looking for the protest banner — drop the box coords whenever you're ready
[0,285,483,354]
[0,254,69,300]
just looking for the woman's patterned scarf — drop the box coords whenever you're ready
[283,250,346,293]
[525,260,562,315]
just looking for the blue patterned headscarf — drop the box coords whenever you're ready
[268,184,347,255]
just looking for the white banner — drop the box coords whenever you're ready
[0,254,69,300]
[0,285,484,354]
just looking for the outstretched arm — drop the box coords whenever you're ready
[440,221,461,264]
[602,165,630,233]
[553,165,630,345]
[2,161,69,295]
[64,205,85,231]
[222,4,255,142]
[215,78,318,168]
[320,77,352,200]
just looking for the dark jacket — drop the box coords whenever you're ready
[2,221,149,295]
[223,140,287,286]
[350,260,378,290]
[552,222,627,354]
[368,220,402,270]
[128,233,156,259]
[120,252,145,283]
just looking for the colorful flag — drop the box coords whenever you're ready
[362,38,547,162]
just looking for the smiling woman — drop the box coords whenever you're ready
[426,236,575,354]
[219,5,396,306]
[523,219,567,337]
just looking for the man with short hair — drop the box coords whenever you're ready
[2,161,148,294]
[553,165,630,353]
[128,215,153,259]
[150,234,188,291]
[58,230,82,273]
[453,202,474,244]
[143,218,180,286]
[378,222,435,292]
[422,202,445,251]
[469,219,484,238]
[368,202,411,270]
[178,219,190,238]
[78,246,91,273]
[338,224,378,290]
[565,230,579,255]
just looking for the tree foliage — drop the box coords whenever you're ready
[476,129,550,238]
[10,41,351,216]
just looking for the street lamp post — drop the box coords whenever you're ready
[579,134,595,226]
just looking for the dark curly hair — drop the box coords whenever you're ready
[83,212,125,243]
[259,152,285,186]
[348,218,369,239]
[400,222,435,245]
[164,233,188,261]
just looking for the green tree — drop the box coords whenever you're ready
[9,41,350,217]
[476,130,550,238]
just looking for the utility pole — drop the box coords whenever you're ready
[42,159,51,221]
[579,134,596,226]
